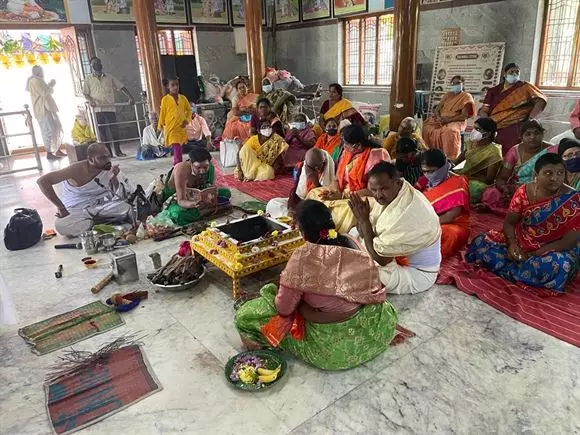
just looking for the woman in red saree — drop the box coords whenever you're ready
[467,153,580,293]
[416,149,470,258]
[478,63,547,154]
[234,200,398,370]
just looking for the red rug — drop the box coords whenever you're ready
[45,344,161,434]
[214,164,294,203]
[438,212,580,347]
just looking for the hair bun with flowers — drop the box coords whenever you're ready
[319,228,338,240]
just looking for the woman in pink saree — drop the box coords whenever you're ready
[234,200,398,370]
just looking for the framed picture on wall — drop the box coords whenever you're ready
[333,0,366,17]
[275,0,300,25]
[0,0,68,22]
[155,0,188,24]
[301,0,331,21]
[89,0,186,23]
[230,0,267,26]
[190,0,230,24]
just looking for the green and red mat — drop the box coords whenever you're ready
[19,301,125,355]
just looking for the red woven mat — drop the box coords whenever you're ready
[214,164,294,203]
[438,212,580,347]
[45,345,161,434]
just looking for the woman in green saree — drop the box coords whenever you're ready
[454,117,502,203]
[234,200,398,370]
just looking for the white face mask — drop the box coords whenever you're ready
[262,84,273,93]
[505,73,520,84]
[290,122,306,130]
[470,130,483,142]
[260,128,273,137]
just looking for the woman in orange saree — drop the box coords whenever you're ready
[314,118,342,162]
[422,75,476,159]
[479,63,547,154]
[234,200,397,370]
[222,81,258,142]
[416,149,470,258]
[308,124,390,232]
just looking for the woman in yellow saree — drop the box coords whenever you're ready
[237,121,289,181]
[222,81,258,142]
[313,83,366,137]
[308,124,389,232]
[422,75,476,159]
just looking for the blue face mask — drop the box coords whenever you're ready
[240,114,251,122]
[191,104,197,114]
[565,156,580,173]
[450,84,463,94]
[505,73,520,84]
[425,161,451,188]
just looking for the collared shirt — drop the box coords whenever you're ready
[83,73,124,112]
[186,115,211,141]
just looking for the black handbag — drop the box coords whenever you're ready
[129,185,156,223]
[4,208,43,251]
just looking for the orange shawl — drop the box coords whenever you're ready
[315,133,342,159]
[337,148,372,192]
[486,81,547,129]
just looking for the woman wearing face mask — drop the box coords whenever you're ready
[481,119,556,214]
[283,113,316,168]
[422,75,476,159]
[478,63,547,154]
[313,83,366,137]
[454,117,503,203]
[467,153,580,293]
[237,120,289,181]
[415,149,470,258]
[307,124,390,232]
[314,118,343,162]
[250,97,285,138]
[257,77,296,128]
[222,81,259,142]
[558,138,580,190]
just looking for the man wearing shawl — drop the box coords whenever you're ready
[349,161,442,294]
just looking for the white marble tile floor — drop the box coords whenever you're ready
[1,151,579,434]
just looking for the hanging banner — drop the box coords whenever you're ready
[428,42,505,113]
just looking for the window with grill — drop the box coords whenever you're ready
[343,13,394,86]
[537,0,580,89]
[77,33,92,76]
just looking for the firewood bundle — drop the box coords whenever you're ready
[147,255,204,286]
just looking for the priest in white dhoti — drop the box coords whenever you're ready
[37,143,135,237]
[266,148,336,218]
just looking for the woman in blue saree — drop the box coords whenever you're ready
[482,119,556,214]
[467,153,580,293]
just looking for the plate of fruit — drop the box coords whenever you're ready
[225,350,287,391]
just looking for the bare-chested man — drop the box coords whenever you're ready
[37,143,135,237]
[160,147,231,226]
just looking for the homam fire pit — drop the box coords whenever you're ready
[190,215,304,298]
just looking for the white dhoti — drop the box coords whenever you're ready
[379,261,440,295]
[38,112,63,153]
[55,201,133,237]
[56,169,135,237]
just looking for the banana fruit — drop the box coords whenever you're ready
[257,366,281,383]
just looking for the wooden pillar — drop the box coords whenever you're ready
[389,0,420,131]
[244,0,265,93]
[134,0,163,113]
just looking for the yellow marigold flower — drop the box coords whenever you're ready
[328,229,338,239]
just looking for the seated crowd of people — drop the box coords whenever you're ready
[35,60,580,372]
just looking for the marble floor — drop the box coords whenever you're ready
[1,150,579,435]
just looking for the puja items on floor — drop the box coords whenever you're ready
[147,255,205,286]
[44,336,162,435]
[106,291,148,313]
[225,350,287,391]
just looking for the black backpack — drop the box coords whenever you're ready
[4,208,43,251]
